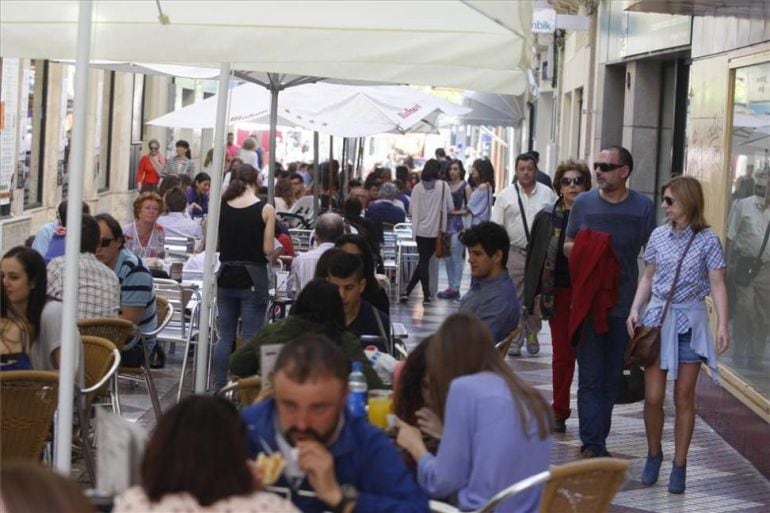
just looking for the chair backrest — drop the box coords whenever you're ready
[80,336,120,407]
[154,296,173,332]
[78,318,136,351]
[539,458,629,513]
[288,228,313,252]
[153,278,197,340]
[495,327,521,357]
[218,375,262,406]
[0,370,59,463]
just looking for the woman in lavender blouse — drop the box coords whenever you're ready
[396,313,553,512]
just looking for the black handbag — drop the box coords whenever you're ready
[734,220,770,287]
[616,366,645,404]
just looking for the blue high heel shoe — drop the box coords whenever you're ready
[640,451,663,486]
[668,461,687,494]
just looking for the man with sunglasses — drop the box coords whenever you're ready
[94,213,159,367]
[563,145,655,459]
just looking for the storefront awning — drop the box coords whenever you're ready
[626,0,767,19]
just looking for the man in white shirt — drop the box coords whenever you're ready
[289,213,344,295]
[157,187,203,240]
[491,153,556,355]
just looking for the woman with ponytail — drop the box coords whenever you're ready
[214,164,275,391]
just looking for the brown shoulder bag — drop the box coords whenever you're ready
[624,230,697,368]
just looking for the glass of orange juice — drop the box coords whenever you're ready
[367,390,392,429]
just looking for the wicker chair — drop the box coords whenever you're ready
[218,375,263,407]
[429,458,629,513]
[78,335,121,483]
[495,326,522,357]
[539,458,628,513]
[0,371,60,463]
[77,318,162,420]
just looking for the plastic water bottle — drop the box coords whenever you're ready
[347,361,368,418]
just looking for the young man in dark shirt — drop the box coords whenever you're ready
[326,252,390,350]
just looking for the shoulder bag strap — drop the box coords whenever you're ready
[660,230,698,325]
[438,182,446,237]
[514,183,531,244]
[752,217,770,266]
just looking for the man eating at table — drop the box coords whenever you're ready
[241,336,429,513]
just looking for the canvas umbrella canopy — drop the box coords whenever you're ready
[147,82,470,136]
[0,0,532,474]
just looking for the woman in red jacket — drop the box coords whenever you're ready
[136,139,166,192]
[524,160,591,433]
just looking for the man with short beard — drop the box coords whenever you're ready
[241,336,428,513]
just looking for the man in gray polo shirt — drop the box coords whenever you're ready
[458,222,520,342]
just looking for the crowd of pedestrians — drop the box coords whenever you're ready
[0,138,742,513]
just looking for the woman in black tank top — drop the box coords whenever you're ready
[214,165,275,390]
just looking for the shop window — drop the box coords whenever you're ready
[22,59,47,209]
[128,74,145,191]
[60,64,75,198]
[725,61,770,395]
[97,71,114,193]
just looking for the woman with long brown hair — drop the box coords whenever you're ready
[628,175,728,494]
[396,312,552,513]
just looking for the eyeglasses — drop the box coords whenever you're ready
[99,237,114,248]
[149,146,159,151]
[662,196,676,206]
[560,176,585,187]
[593,162,624,173]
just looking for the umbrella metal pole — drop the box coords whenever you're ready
[196,62,231,393]
[55,0,92,474]
[328,135,334,209]
[313,132,320,221]
[267,77,280,205]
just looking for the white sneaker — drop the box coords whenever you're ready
[508,342,522,357]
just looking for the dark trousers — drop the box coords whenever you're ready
[576,315,629,453]
[406,236,436,297]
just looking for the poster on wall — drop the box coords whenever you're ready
[1,58,20,215]
[17,65,32,190]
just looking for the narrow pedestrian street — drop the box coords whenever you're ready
[115,270,770,512]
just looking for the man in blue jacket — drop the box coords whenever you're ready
[241,335,429,513]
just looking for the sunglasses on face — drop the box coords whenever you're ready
[100,237,114,248]
[560,176,585,187]
[149,146,159,150]
[593,162,623,173]
[662,196,675,206]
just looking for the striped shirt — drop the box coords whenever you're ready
[641,225,726,333]
[115,249,157,336]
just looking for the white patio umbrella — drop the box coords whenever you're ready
[0,0,532,475]
[147,82,470,137]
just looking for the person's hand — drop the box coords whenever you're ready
[296,440,341,506]
[246,459,263,487]
[626,311,639,338]
[395,417,427,460]
[191,202,203,212]
[716,325,729,354]
[415,407,443,440]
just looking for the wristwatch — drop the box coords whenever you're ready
[332,484,359,513]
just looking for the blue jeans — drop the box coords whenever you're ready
[576,316,629,453]
[442,232,465,291]
[214,287,266,389]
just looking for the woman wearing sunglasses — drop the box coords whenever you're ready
[523,160,591,433]
[136,139,166,193]
[627,175,729,494]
